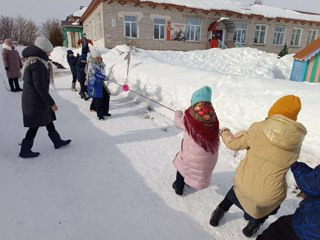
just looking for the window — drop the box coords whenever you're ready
[154,18,166,40]
[290,28,302,47]
[307,30,318,45]
[124,16,137,38]
[273,26,285,45]
[254,24,267,44]
[185,18,201,41]
[233,22,247,44]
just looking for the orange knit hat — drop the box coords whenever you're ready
[268,95,301,121]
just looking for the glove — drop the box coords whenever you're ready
[5,67,8,71]
[219,127,230,136]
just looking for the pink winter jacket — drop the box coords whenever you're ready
[173,111,219,190]
[2,44,22,78]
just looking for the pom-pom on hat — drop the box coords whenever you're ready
[191,86,212,106]
[268,95,301,121]
[34,37,54,53]
[90,48,101,58]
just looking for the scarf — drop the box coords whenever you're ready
[23,56,55,87]
[184,101,219,154]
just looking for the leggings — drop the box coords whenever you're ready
[25,122,56,140]
[219,186,280,224]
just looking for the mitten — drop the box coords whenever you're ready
[5,67,8,71]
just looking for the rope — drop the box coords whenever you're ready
[109,79,175,112]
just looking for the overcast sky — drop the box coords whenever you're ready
[0,0,319,24]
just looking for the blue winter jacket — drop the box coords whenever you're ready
[87,66,105,99]
[291,162,320,240]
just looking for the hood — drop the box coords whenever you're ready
[262,114,307,151]
[2,43,13,51]
[22,45,49,61]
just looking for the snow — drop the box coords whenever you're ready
[140,0,320,22]
[73,7,87,17]
[0,44,319,239]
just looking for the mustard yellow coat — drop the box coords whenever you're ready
[221,114,307,219]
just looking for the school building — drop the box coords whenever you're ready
[79,0,320,53]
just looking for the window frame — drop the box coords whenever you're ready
[307,29,318,45]
[233,22,247,44]
[185,18,201,42]
[254,24,268,45]
[273,26,285,46]
[290,28,303,47]
[153,18,166,40]
[124,15,138,39]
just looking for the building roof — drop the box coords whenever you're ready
[293,37,320,60]
[81,0,320,24]
[141,0,320,22]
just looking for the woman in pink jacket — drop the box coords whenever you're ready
[172,86,220,195]
[2,39,23,92]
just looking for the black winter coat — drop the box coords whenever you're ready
[21,45,56,128]
[76,59,87,84]
[67,54,78,76]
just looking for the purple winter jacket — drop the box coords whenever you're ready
[173,111,219,190]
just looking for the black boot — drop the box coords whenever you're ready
[172,181,183,195]
[209,206,226,227]
[13,78,22,91]
[48,131,71,149]
[242,220,261,237]
[19,138,40,158]
[8,79,16,92]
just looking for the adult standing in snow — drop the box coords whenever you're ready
[172,86,220,195]
[66,49,79,91]
[210,95,307,237]
[256,162,320,240]
[77,33,93,56]
[19,37,71,158]
[2,38,23,92]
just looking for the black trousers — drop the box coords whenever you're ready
[93,86,110,119]
[175,171,185,190]
[219,186,280,224]
[256,215,299,240]
[8,77,21,90]
[25,122,56,140]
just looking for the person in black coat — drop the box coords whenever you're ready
[76,54,89,100]
[66,49,79,91]
[19,37,71,158]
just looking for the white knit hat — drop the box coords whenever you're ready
[34,37,54,53]
[90,48,101,58]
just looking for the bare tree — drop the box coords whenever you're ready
[0,16,15,40]
[40,18,63,47]
[0,15,38,45]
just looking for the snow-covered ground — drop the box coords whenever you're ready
[0,44,319,240]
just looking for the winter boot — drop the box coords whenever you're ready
[172,181,183,195]
[19,138,40,158]
[8,79,16,92]
[13,78,22,91]
[48,131,71,149]
[71,82,77,91]
[242,220,261,237]
[209,206,226,227]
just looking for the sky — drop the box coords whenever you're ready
[0,43,319,239]
[0,0,319,25]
